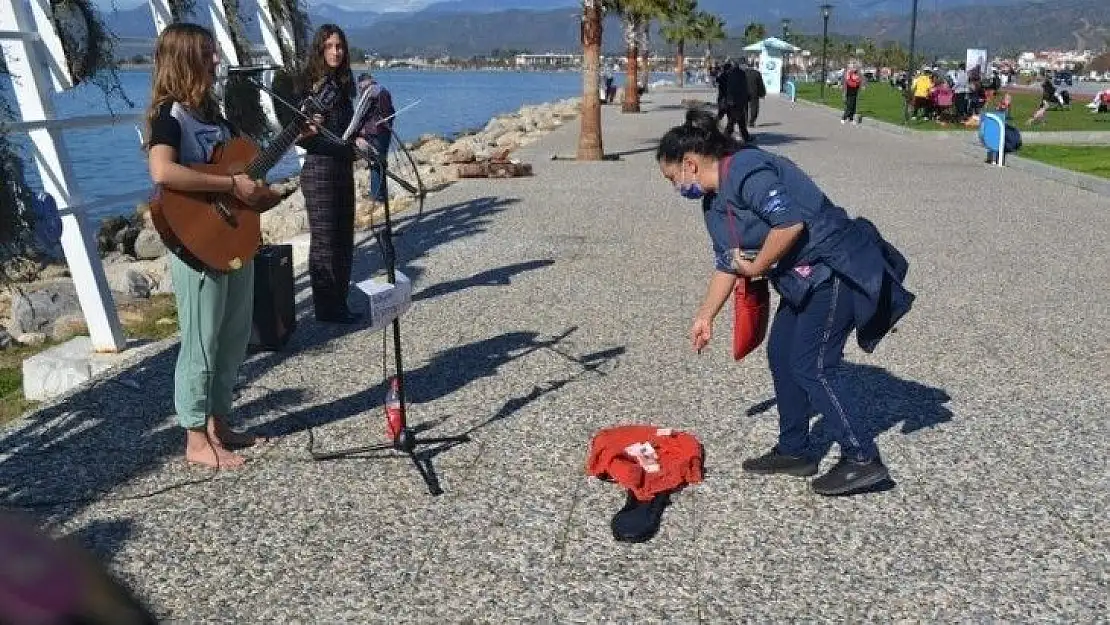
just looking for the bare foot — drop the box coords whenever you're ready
[209,415,269,450]
[185,430,246,469]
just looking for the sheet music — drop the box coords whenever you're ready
[342,84,381,141]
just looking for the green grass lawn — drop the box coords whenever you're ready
[795,82,1110,133]
[1017,145,1110,179]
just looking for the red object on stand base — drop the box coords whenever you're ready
[384,377,406,441]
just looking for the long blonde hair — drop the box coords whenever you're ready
[144,23,220,149]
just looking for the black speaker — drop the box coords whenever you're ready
[250,244,296,351]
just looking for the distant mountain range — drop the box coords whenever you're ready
[845,0,1110,55]
[99,0,1108,58]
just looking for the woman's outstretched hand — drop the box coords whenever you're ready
[691,316,713,353]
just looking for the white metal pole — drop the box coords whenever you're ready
[208,0,241,70]
[256,1,305,167]
[27,0,71,91]
[1,0,126,352]
[147,0,172,34]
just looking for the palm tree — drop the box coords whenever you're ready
[577,0,607,160]
[614,0,673,113]
[660,0,697,87]
[742,22,766,46]
[694,12,725,62]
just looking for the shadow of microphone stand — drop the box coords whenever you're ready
[243,74,472,496]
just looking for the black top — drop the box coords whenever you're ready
[295,73,356,160]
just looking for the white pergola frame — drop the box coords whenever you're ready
[0,0,294,353]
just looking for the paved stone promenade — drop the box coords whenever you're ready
[2,88,1107,623]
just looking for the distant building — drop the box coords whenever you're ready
[514,53,580,68]
[1017,49,1095,72]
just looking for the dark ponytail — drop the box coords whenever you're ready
[655,107,740,164]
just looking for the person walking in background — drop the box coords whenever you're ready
[655,108,914,495]
[297,24,363,325]
[722,61,752,143]
[953,63,969,120]
[714,60,732,125]
[354,72,396,206]
[841,63,864,125]
[743,59,766,127]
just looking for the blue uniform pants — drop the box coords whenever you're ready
[368,132,392,202]
[766,276,879,461]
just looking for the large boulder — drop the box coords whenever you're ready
[133,228,167,260]
[411,137,451,165]
[8,281,82,337]
[261,190,309,245]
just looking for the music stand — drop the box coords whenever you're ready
[245,76,471,495]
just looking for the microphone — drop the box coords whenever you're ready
[215,64,282,88]
[223,64,283,75]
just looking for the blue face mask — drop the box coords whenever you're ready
[677,168,704,200]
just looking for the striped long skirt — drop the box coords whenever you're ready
[301,154,355,317]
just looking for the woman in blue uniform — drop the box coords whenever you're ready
[657,109,915,496]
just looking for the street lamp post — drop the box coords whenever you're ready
[820,4,833,100]
[904,0,920,123]
[782,18,791,41]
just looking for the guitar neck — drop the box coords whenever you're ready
[243,121,305,180]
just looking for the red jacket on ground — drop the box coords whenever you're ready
[586,425,704,502]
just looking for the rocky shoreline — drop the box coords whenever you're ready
[0,97,582,349]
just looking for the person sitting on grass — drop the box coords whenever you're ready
[1088,89,1110,114]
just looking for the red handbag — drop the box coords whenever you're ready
[732,276,769,360]
[722,156,770,361]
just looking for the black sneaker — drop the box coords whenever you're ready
[741,447,818,477]
[811,457,891,496]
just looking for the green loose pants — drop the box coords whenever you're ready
[170,254,254,429]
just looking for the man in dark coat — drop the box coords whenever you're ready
[723,62,752,143]
[744,60,767,126]
[714,61,732,124]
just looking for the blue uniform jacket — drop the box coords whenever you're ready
[702,147,915,353]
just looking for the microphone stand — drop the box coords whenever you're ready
[243,76,470,495]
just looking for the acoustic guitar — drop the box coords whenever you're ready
[150,80,340,273]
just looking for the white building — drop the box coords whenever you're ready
[514,53,580,68]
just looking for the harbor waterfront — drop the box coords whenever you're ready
[1,68,610,223]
